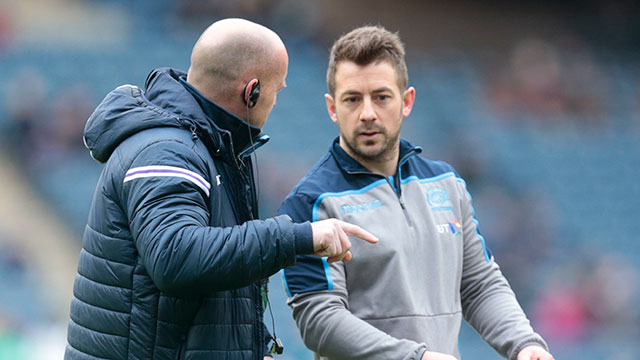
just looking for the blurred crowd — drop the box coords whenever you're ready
[3,69,91,170]
[0,1,639,359]
[486,36,611,127]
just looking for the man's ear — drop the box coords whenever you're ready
[402,87,416,118]
[325,93,338,123]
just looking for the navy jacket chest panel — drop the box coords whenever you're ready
[192,135,263,359]
[115,127,260,357]
[209,159,255,226]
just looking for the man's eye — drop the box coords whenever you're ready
[377,95,389,101]
[345,97,359,103]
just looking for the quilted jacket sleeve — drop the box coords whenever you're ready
[120,139,299,295]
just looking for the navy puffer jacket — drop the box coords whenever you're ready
[65,68,310,360]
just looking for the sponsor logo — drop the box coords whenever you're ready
[436,219,462,236]
[427,186,453,212]
[340,199,383,215]
[449,220,462,236]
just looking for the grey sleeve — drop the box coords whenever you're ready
[288,261,427,360]
[458,183,549,360]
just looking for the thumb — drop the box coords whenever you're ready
[338,221,378,244]
[327,250,352,263]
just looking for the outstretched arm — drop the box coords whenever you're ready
[123,141,377,295]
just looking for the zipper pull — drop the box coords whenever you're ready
[399,197,406,210]
[190,124,198,141]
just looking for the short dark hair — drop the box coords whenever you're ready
[327,25,408,95]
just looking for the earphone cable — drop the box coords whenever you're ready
[246,104,260,208]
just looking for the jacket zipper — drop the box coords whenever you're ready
[395,150,419,226]
[346,170,410,225]
[345,149,418,223]
[256,281,265,360]
[345,150,417,210]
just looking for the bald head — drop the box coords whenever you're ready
[187,18,287,104]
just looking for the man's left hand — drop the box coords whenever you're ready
[517,345,554,360]
[264,357,273,360]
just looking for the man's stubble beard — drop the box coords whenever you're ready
[339,124,400,164]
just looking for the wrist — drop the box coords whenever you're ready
[293,221,314,254]
[512,339,549,360]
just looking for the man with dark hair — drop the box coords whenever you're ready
[64,18,377,360]
[280,25,554,360]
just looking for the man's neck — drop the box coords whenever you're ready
[343,146,399,177]
[362,158,398,177]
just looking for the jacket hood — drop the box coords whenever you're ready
[83,68,264,163]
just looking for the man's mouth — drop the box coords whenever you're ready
[359,130,380,139]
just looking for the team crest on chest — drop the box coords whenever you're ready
[427,186,453,212]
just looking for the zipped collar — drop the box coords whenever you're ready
[179,76,264,158]
[329,136,422,176]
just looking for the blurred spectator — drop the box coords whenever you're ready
[174,0,322,44]
[2,68,48,165]
[35,82,94,165]
[579,253,639,333]
[0,233,50,346]
[558,36,610,126]
[485,36,609,127]
[2,68,93,166]
[532,252,640,345]
[496,38,566,121]
[175,0,274,29]
[532,266,590,343]
[266,0,321,43]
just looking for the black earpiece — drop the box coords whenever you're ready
[243,79,260,108]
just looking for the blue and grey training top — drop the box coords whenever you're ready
[279,138,548,360]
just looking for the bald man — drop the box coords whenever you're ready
[65,18,377,360]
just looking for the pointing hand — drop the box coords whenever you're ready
[311,219,378,263]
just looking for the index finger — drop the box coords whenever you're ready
[338,221,378,244]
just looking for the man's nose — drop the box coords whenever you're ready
[359,97,376,121]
